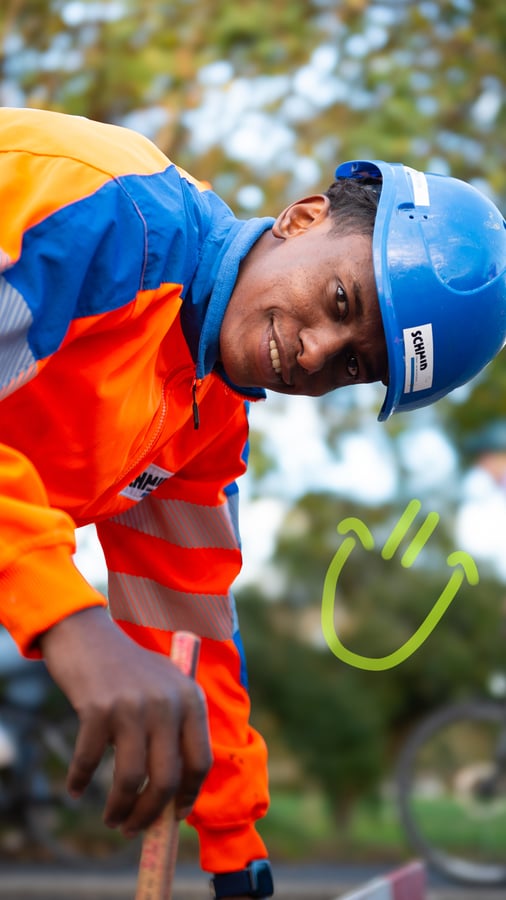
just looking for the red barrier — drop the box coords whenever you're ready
[338,861,426,900]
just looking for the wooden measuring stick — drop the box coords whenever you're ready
[135,631,201,900]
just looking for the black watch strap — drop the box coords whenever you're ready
[210,859,274,898]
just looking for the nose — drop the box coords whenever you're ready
[297,326,342,375]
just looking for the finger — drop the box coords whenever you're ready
[67,715,108,798]
[119,724,181,837]
[102,719,148,829]
[175,682,212,819]
[122,681,211,834]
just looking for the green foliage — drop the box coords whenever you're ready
[440,352,506,460]
[271,490,505,691]
[238,588,386,819]
[246,428,278,485]
[237,488,506,813]
[2,0,504,211]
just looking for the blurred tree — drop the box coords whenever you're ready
[238,488,506,813]
[440,353,506,459]
[269,491,505,699]
[238,587,386,823]
[1,0,504,213]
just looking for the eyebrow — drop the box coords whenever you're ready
[349,278,373,382]
[351,278,387,384]
[352,278,375,378]
[352,279,364,318]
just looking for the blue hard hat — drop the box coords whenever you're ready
[335,160,506,421]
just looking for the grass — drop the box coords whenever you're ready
[404,796,506,854]
[259,789,408,863]
[178,786,410,864]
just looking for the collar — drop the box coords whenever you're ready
[181,191,274,400]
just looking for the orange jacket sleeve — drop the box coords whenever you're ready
[0,444,106,656]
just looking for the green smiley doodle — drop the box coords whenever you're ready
[321,499,480,671]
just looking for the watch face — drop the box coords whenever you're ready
[251,860,274,897]
[256,871,273,895]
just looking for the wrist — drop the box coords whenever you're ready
[210,860,274,898]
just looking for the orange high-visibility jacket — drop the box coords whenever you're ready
[0,107,273,872]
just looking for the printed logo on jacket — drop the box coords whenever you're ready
[120,463,174,501]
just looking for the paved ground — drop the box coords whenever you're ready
[0,864,504,899]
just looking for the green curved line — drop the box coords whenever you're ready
[321,536,358,654]
[337,517,375,549]
[447,550,479,585]
[321,539,479,671]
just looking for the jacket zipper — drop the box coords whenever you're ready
[192,376,201,430]
[97,371,180,507]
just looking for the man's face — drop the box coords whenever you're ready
[220,195,388,397]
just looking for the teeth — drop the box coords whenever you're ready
[269,339,282,374]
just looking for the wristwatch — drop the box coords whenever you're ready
[210,859,274,898]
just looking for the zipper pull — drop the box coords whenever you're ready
[192,378,200,430]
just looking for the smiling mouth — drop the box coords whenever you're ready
[269,338,282,377]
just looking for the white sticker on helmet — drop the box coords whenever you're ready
[403,324,434,393]
[404,166,430,207]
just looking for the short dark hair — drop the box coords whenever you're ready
[324,177,381,238]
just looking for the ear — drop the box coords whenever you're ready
[272,194,331,238]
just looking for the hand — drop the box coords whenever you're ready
[39,607,211,837]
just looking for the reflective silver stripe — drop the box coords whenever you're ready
[108,571,234,640]
[226,490,241,547]
[112,495,239,550]
[0,277,37,398]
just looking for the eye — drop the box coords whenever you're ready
[336,284,348,319]
[347,355,359,379]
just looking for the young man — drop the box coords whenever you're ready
[0,107,505,898]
